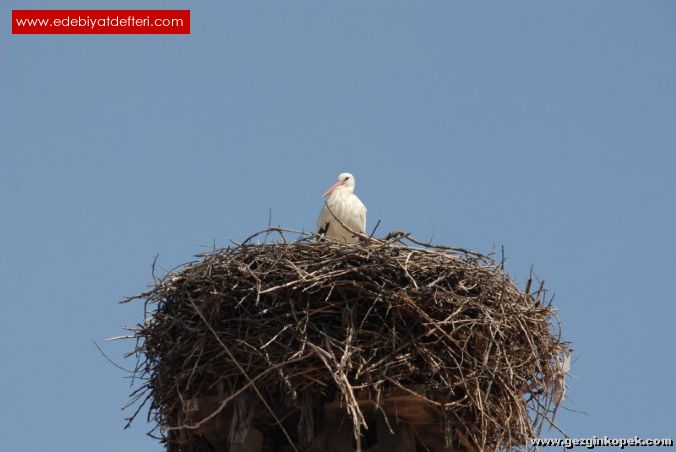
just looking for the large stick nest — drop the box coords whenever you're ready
[124,228,568,451]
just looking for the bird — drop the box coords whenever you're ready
[316,172,367,243]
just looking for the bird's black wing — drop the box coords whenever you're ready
[317,221,330,236]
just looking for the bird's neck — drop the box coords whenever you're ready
[328,187,353,199]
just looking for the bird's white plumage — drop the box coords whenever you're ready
[317,172,367,243]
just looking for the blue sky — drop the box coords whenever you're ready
[2,1,675,450]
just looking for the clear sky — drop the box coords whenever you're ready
[2,1,675,451]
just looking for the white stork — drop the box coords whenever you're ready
[316,172,367,244]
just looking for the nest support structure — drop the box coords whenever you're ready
[124,228,569,452]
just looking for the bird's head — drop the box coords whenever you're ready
[322,172,355,197]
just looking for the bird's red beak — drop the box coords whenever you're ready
[322,181,340,198]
